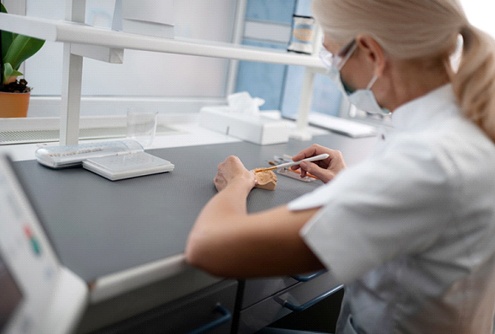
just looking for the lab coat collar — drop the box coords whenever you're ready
[391,84,459,132]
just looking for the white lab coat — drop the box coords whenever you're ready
[289,85,495,333]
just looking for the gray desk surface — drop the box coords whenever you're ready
[14,133,376,282]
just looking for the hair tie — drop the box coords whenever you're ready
[459,24,473,49]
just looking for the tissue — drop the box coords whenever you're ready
[227,92,265,116]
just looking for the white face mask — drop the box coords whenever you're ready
[320,41,390,115]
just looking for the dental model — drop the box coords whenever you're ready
[253,170,277,191]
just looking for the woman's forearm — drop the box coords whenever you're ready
[185,155,324,278]
[185,182,323,277]
[185,180,252,269]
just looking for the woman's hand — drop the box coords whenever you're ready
[291,144,347,183]
[214,155,256,192]
[187,154,325,278]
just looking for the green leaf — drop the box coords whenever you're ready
[4,35,45,71]
[1,31,15,61]
[2,63,23,84]
[1,4,16,62]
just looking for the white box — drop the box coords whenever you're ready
[121,20,174,39]
[199,106,290,145]
[113,0,175,38]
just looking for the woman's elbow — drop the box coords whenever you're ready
[184,236,204,268]
[184,236,226,277]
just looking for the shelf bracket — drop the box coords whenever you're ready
[59,0,86,145]
[71,44,124,64]
[60,46,83,145]
[290,69,315,141]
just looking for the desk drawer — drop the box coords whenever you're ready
[241,277,298,309]
[237,273,341,333]
[92,280,237,334]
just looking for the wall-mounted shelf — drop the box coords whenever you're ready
[0,13,324,69]
[0,7,324,144]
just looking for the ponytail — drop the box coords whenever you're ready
[453,25,495,142]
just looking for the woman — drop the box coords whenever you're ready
[185,1,495,332]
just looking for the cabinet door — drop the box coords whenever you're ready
[237,272,341,333]
[91,280,237,334]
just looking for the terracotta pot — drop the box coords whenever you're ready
[0,91,30,118]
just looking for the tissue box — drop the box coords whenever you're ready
[199,107,290,145]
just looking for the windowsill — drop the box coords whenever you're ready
[0,113,330,162]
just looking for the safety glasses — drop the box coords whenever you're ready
[319,39,357,70]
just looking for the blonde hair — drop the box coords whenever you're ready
[313,0,495,142]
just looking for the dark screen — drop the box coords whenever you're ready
[0,254,23,331]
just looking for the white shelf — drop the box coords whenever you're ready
[0,13,324,69]
[1,8,324,145]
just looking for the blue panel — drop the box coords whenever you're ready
[238,0,329,113]
[281,67,342,118]
[235,62,287,110]
[246,0,296,24]
[311,74,343,116]
[281,66,305,118]
[295,0,313,16]
[235,39,287,111]
[241,38,287,51]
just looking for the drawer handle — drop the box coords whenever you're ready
[188,303,232,334]
[291,270,326,282]
[277,285,343,312]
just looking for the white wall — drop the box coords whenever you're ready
[23,0,237,99]
[461,0,495,37]
[12,0,494,118]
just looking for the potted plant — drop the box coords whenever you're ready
[1,2,45,117]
